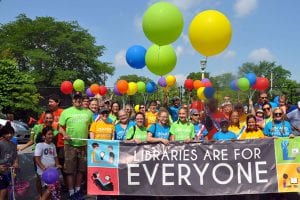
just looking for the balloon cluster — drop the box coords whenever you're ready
[86,84,108,97]
[157,75,177,89]
[184,78,215,100]
[230,73,270,92]
[114,80,157,96]
[60,79,85,95]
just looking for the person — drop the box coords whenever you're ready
[34,126,62,200]
[147,108,170,145]
[145,100,158,128]
[167,96,181,122]
[264,107,293,138]
[221,101,233,120]
[278,95,288,115]
[213,120,237,141]
[91,172,113,191]
[190,109,207,141]
[91,143,101,164]
[259,102,273,129]
[114,110,135,141]
[228,110,246,138]
[126,112,147,143]
[170,108,194,142]
[124,104,135,120]
[108,101,120,124]
[89,98,100,121]
[239,115,265,139]
[138,104,146,114]
[82,94,90,109]
[234,103,247,126]
[0,123,18,200]
[90,108,114,140]
[255,109,264,124]
[58,93,93,198]
[286,101,300,136]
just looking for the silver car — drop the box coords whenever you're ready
[0,119,30,143]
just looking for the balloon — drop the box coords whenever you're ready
[273,96,279,106]
[113,85,123,96]
[134,105,140,113]
[137,81,146,93]
[252,77,269,91]
[201,79,213,87]
[166,75,176,87]
[116,80,128,94]
[204,87,215,99]
[127,82,138,96]
[99,86,108,96]
[201,78,210,83]
[189,10,232,56]
[73,79,85,92]
[230,80,239,91]
[269,101,277,108]
[237,77,250,91]
[193,80,204,90]
[197,87,206,100]
[126,45,146,69]
[60,81,73,94]
[142,2,184,45]
[184,79,194,91]
[90,83,100,95]
[86,88,94,97]
[146,81,156,93]
[42,167,59,184]
[245,72,257,86]
[158,77,167,87]
[145,44,177,76]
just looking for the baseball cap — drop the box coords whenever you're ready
[256,109,264,114]
[73,92,83,100]
[99,108,109,114]
[172,96,180,101]
[220,119,229,126]
[190,109,199,116]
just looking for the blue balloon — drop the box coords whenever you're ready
[204,87,215,99]
[273,96,279,107]
[126,45,146,69]
[230,80,239,91]
[245,72,257,86]
[146,81,156,93]
[269,101,277,109]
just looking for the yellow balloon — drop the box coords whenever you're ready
[134,104,140,113]
[166,75,176,87]
[189,10,232,57]
[127,82,138,96]
[197,87,206,100]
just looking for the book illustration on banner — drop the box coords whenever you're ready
[275,138,300,164]
[92,171,114,191]
[281,140,300,161]
[277,164,300,192]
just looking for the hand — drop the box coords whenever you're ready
[56,164,62,169]
[160,139,169,145]
[185,139,191,144]
[63,134,71,141]
[134,139,141,144]
[289,134,295,138]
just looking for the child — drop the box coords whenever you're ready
[34,126,61,200]
[213,120,237,141]
[0,122,18,200]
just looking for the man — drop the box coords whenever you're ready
[168,96,181,122]
[58,93,93,198]
[287,101,300,136]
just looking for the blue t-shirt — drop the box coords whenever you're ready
[147,123,170,140]
[213,131,237,141]
[264,120,292,137]
[168,105,180,122]
[114,120,135,140]
[193,122,208,141]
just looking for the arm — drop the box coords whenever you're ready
[89,132,95,139]
[146,132,169,145]
[18,138,34,151]
[55,157,62,168]
[59,125,71,140]
[35,156,46,171]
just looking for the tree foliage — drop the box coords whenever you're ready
[0,14,114,87]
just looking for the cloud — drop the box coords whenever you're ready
[248,48,276,62]
[223,50,236,59]
[134,15,143,32]
[114,49,127,67]
[175,45,184,57]
[174,74,187,86]
[234,0,257,18]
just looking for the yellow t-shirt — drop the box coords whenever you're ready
[229,124,246,136]
[239,129,265,140]
[145,111,157,128]
[90,120,114,140]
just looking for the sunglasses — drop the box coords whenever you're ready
[260,97,268,99]
[140,106,145,108]
[274,113,283,117]
[193,114,199,116]
[263,107,271,111]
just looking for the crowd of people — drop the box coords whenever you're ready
[0,91,300,199]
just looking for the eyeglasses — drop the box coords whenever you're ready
[260,97,268,99]
[274,113,283,117]
[263,107,271,111]
[192,114,199,116]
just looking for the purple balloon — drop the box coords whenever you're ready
[42,167,59,184]
[230,80,239,91]
[86,88,95,97]
[201,78,210,83]
[158,77,167,87]
[113,85,123,96]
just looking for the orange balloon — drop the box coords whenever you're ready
[116,80,129,94]
[193,80,204,89]
[90,84,100,95]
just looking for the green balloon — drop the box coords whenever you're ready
[73,79,85,92]
[143,2,184,45]
[137,81,146,93]
[146,44,177,76]
[237,77,250,91]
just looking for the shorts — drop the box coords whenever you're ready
[0,173,9,190]
[56,146,65,166]
[63,144,87,174]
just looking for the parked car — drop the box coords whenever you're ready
[0,119,31,143]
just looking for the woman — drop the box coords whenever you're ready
[90,108,114,140]
[108,101,120,124]
[114,110,135,140]
[264,107,293,138]
[228,111,246,137]
[89,98,100,121]
[170,108,194,142]
[145,100,158,128]
[239,114,265,139]
[147,108,170,145]
[190,109,207,141]
[126,112,147,143]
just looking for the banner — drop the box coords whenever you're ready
[87,138,300,196]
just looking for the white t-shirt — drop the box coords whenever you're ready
[34,142,57,175]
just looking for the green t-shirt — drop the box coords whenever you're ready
[59,106,93,147]
[30,124,58,150]
[170,121,194,141]
[126,126,147,142]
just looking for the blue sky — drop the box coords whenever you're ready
[1,0,300,87]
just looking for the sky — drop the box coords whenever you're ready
[1,0,300,87]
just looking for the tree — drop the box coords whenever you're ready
[0,14,114,87]
[0,59,40,115]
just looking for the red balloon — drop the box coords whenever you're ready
[90,84,100,95]
[99,86,108,96]
[60,81,73,94]
[184,79,194,91]
[116,80,128,94]
[252,77,269,91]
